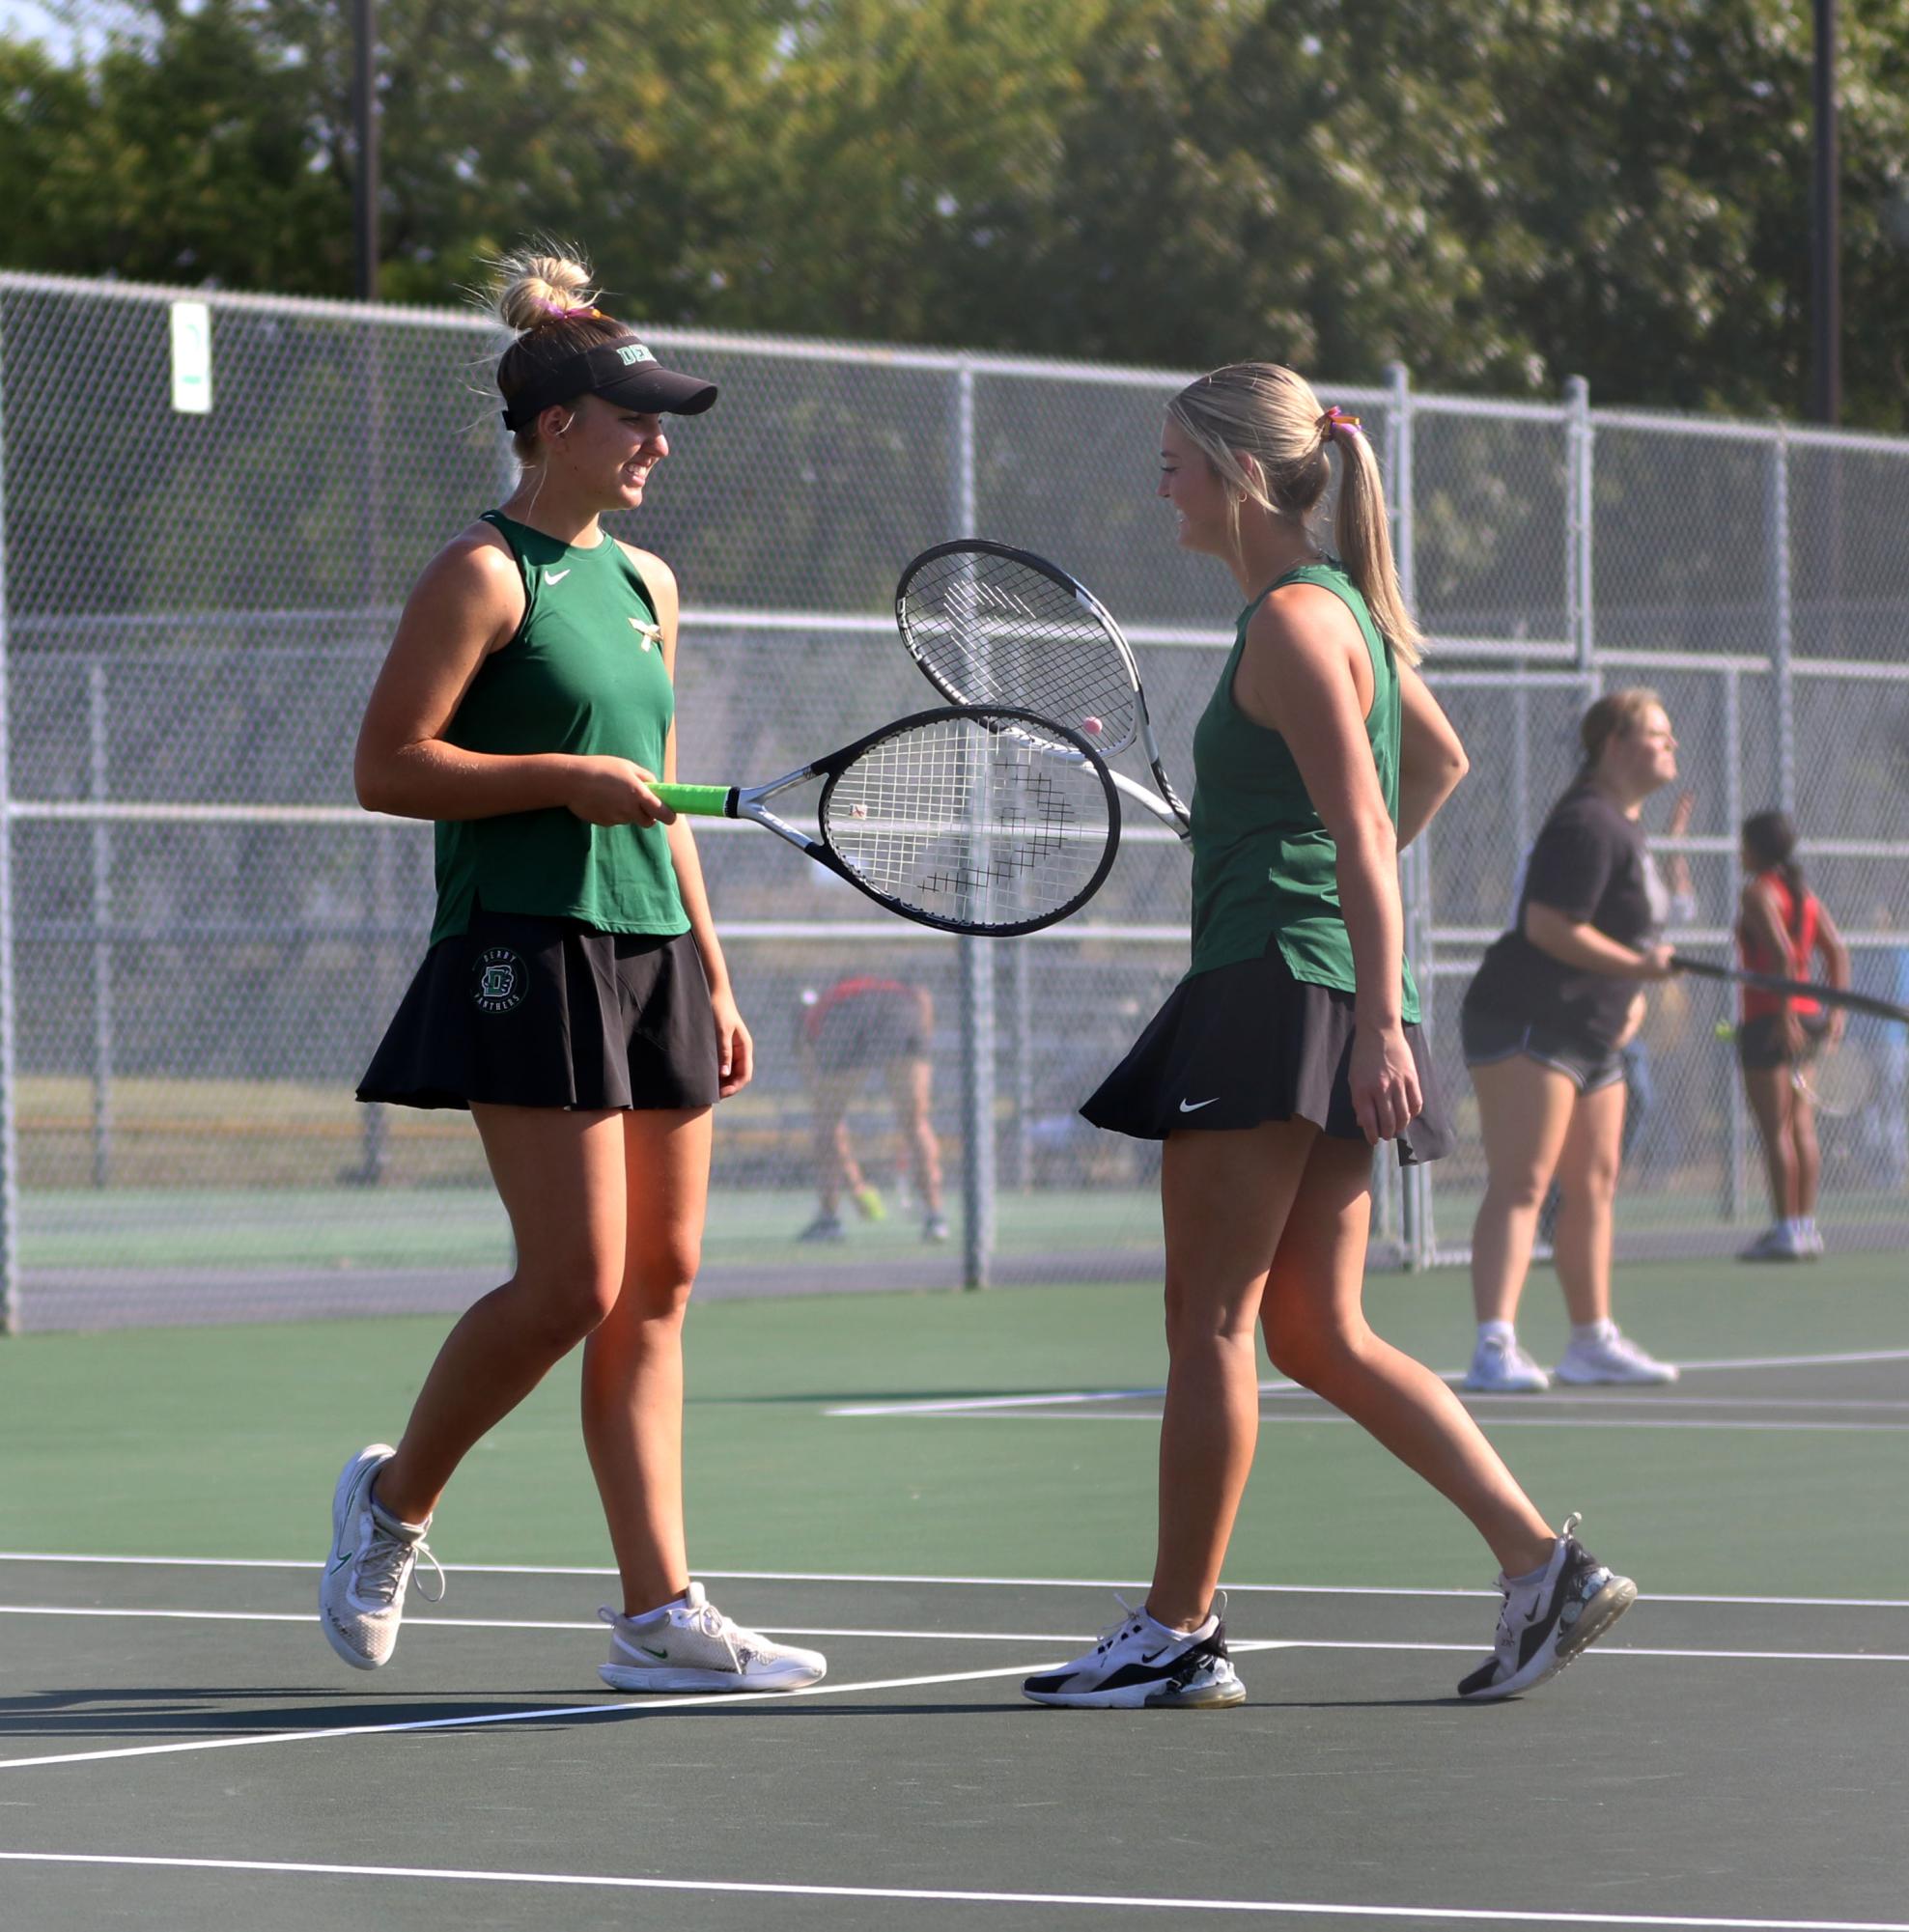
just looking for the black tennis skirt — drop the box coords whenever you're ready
[1081,942,1453,1165]
[357,906,721,1112]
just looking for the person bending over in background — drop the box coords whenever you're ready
[796,974,948,1245]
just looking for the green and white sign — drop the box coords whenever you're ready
[170,301,212,414]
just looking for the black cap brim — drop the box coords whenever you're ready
[597,364,719,416]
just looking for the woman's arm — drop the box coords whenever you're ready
[631,544,753,1098]
[1394,661,1468,851]
[1524,902,1673,979]
[1662,790,1698,920]
[1236,584,1418,1142]
[354,532,668,829]
[1811,901,1854,1044]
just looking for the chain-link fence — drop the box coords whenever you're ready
[1,271,1904,1331]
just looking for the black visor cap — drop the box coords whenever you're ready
[501,338,719,432]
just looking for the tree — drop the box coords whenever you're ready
[3,0,1905,428]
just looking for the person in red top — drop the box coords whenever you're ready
[1735,811,1851,1262]
[796,975,948,1244]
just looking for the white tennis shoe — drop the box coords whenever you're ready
[1737,1223,1811,1263]
[598,1583,827,1693]
[1553,1328,1679,1385]
[1022,1595,1245,1709]
[319,1444,442,1670]
[1458,1514,1637,1701]
[1463,1333,1552,1393]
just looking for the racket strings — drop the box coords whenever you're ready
[822,713,1113,930]
[1795,1043,1877,1116]
[901,551,1139,752]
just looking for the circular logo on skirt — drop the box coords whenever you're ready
[472,946,527,1014]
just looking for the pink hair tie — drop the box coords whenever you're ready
[1318,405,1362,442]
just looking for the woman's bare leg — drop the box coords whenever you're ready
[580,1106,714,1615]
[1791,1084,1820,1220]
[1268,1137,1557,1578]
[374,1106,628,1525]
[1550,1079,1626,1329]
[1146,1119,1316,1630]
[886,1055,944,1215]
[809,1071,862,1215]
[1468,1059,1579,1325]
[1742,1063,1797,1222]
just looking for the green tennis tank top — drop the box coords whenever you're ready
[1187,559,1419,1022]
[429,512,689,945]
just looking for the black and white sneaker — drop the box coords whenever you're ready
[1457,1513,1637,1701]
[1022,1595,1245,1709]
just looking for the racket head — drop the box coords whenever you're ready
[894,541,1143,760]
[812,705,1119,938]
[1793,1040,1876,1117]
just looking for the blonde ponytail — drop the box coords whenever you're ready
[1332,425,1422,664]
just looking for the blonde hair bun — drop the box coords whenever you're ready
[490,246,600,334]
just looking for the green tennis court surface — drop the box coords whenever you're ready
[3,1257,1906,1929]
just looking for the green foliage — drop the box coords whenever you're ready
[2,0,1905,427]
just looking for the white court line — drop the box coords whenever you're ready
[882,1412,1909,1434]
[3,1608,1904,1666]
[2,1555,1903,1610]
[829,1349,1909,1417]
[0,1660,1053,1773]
[0,1852,1903,1930]
[0,1607,1081,1643]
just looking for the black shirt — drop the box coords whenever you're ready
[1464,781,1658,1050]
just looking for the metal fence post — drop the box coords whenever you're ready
[1387,364,1435,1270]
[1565,377,1595,674]
[89,659,114,1189]
[952,359,995,1287]
[1769,430,1797,822]
[0,302,17,1334]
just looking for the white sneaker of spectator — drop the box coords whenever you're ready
[1554,1323,1679,1385]
[1463,1330,1551,1393]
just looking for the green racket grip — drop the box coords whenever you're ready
[652,782,738,818]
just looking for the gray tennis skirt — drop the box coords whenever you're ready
[1081,942,1452,1165]
[357,907,721,1112]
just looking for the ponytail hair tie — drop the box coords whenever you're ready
[531,299,604,325]
[1318,405,1362,443]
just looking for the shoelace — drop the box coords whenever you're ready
[355,1516,445,1607]
[1093,1595,1148,1656]
[683,1595,744,1669]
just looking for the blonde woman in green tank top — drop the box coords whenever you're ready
[1025,365,1638,1711]
[323,248,825,1695]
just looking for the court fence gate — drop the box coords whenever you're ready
[1,270,1905,1331]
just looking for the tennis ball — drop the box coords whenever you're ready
[1081,715,1104,737]
[1714,1022,1736,1041]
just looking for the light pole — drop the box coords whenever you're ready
[1810,0,1839,425]
[352,0,379,299]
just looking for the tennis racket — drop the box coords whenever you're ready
[1670,955,1909,1025]
[1793,1040,1878,1118]
[652,705,1118,938]
[895,540,1192,842]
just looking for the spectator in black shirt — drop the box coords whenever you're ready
[1459,690,1681,1392]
